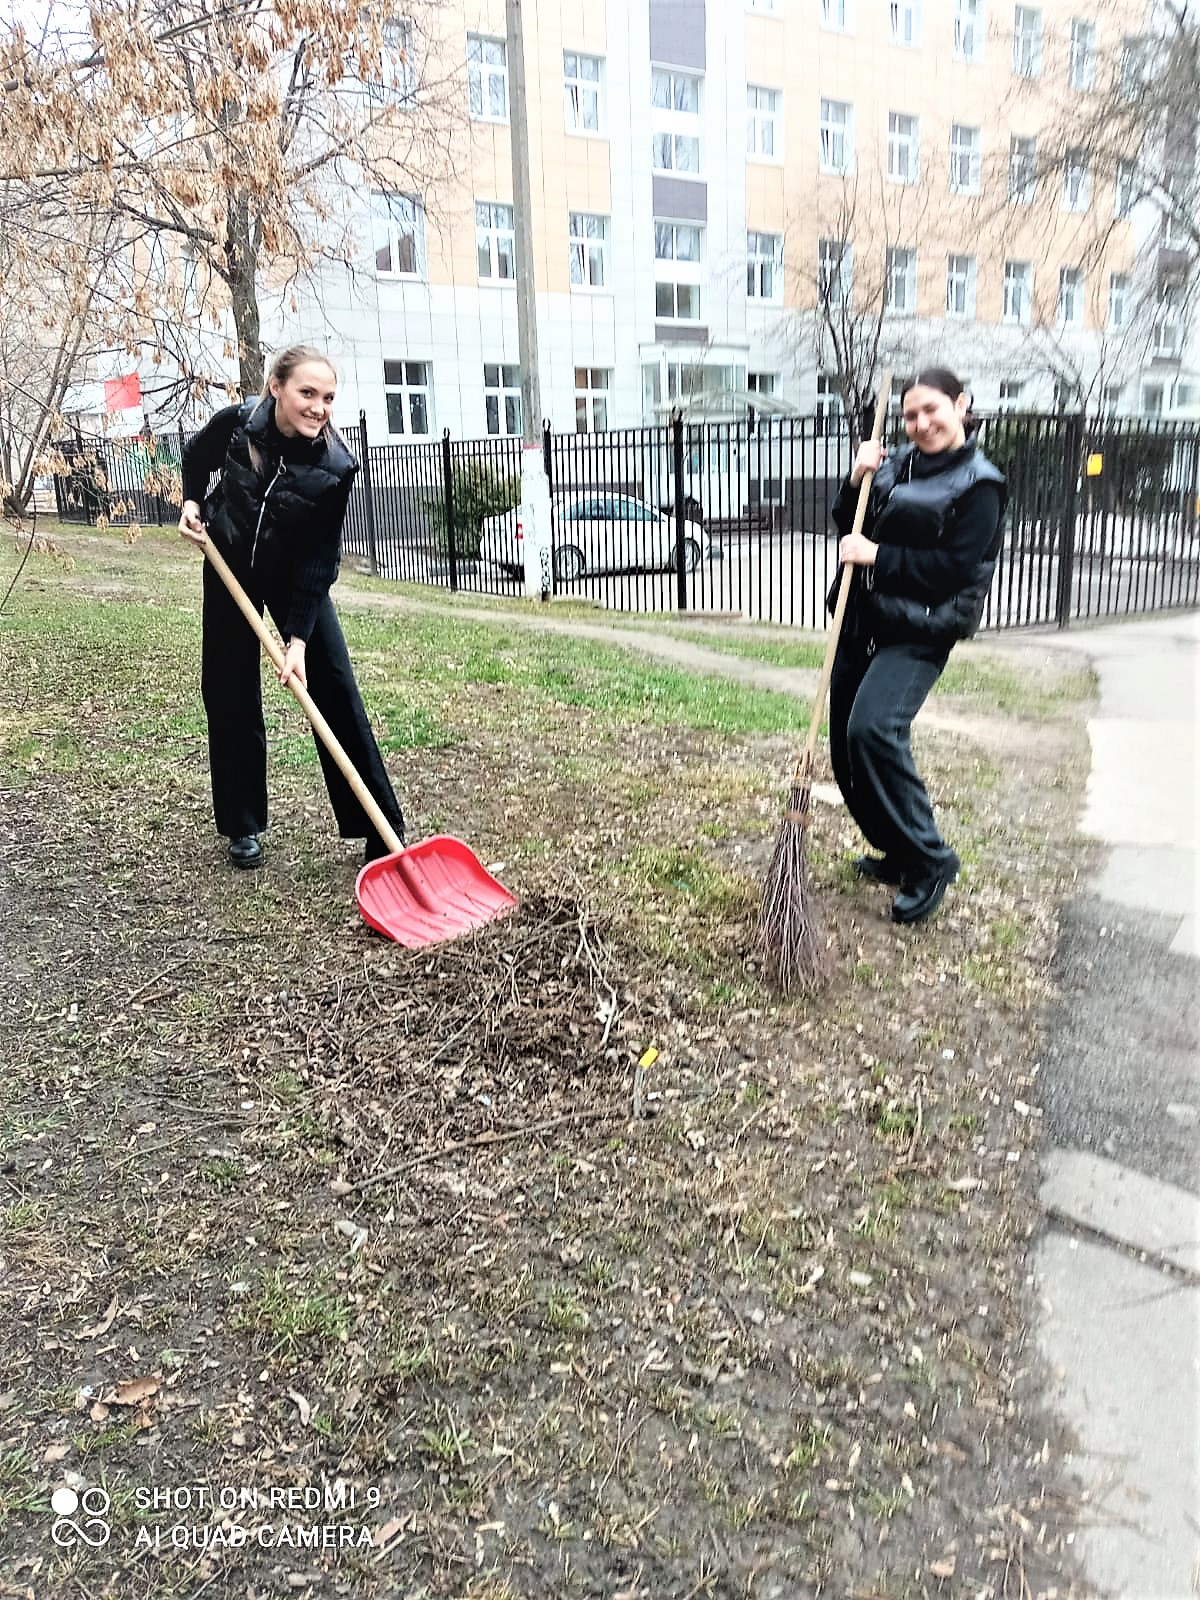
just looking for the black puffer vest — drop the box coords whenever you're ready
[205,397,358,578]
[863,440,1006,646]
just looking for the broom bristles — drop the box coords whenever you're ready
[756,782,832,995]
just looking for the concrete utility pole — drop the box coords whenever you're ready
[505,0,552,601]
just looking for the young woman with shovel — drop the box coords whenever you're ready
[178,345,407,871]
[828,367,1006,925]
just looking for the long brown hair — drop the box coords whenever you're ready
[268,345,337,386]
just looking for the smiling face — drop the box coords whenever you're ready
[269,360,337,439]
[902,383,968,455]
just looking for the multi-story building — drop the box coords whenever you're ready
[279,0,1194,443]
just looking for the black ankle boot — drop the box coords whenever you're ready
[229,835,263,870]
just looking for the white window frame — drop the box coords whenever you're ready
[949,124,981,194]
[652,66,700,113]
[887,112,920,184]
[1101,383,1123,415]
[366,17,417,106]
[1003,259,1033,324]
[747,85,781,161]
[998,378,1024,411]
[818,237,853,306]
[1013,6,1043,78]
[748,0,781,11]
[820,0,851,29]
[885,246,917,314]
[889,1,921,46]
[1062,151,1091,213]
[564,51,604,134]
[651,66,702,177]
[371,192,425,278]
[654,220,703,322]
[484,363,522,436]
[954,0,984,60]
[946,253,977,317]
[574,367,610,432]
[1154,293,1183,358]
[815,372,846,435]
[467,34,508,122]
[1107,272,1130,331]
[747,231,783,300]
[383,360,432,437]
[748,372,777,395]
[1057,265,1084,328]
[1120,36,1147,99]
[568,212,609,290]
[1142,382,1164,417]
[820,98,853,174]
[1008,135,1037,204]
[476,201,515,283]
[1114,162,1135,218]
[1069,18,1096,91]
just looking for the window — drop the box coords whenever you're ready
[484,364,521,435]
[1053,378,1078,411]
[1102,382,1123,414]
[1120,36,1147,99]
[949,124,981,193]
[467,34,508,121]
[998,378,1024,410]
[1154,293,1182,358]
[748,372,777,395]
[1069,19,1095,90]
[1008,135,1037,204]
[653,132,701,173]
[747,231,782,299]
[1057,266,1084,327]
[476,202,515,281]
[383,360,431,436]
[818,237,853,306]
[564,51,603,132]
[946,253,977,317]
[569,213,609,289]
[885,246,917,313]
[372,193,425,277]
[1114,162,1135,218]
[819,98,853,173]
[815,373,845,435]
[1012,7,1042,77]
[1062,151,1090,212]
[887,113,919,183]
[366,17,417,105]
[1107,272,1130,330]
[652,67,700,113]
[748,0,780,11]
[954,0,984,59]
[747,86,781,159]
[1003,259,1032,323]
[574,368,610,432]
[890,1,920,45]
[1162,193,1190,250]
[655,221,702,321]
[821,0,850,27]
[1142,382,1164,416]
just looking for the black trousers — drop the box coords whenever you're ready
[200,559,406,849]
[829,636,953,876]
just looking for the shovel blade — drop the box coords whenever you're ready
[354,835,517,948]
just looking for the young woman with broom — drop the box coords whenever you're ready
[828,366,1006,925]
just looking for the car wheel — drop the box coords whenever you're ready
[682,537,701,573]
[553,544,585,581]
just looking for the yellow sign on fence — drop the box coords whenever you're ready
[1086,453,1104,477]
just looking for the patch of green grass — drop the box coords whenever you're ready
[0,1448,50,1518]
[199,1156,243,1191]
[248,1267,351,1354]
[625,844,756,918]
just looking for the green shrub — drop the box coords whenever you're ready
[423,463,519,560]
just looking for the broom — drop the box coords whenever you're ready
[756,373,892,994]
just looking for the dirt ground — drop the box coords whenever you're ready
[0,532,1095,1600]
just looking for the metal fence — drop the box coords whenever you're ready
[51,410,1200,631]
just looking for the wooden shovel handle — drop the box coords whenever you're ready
[200,535,404,855]
[792,372,892,785]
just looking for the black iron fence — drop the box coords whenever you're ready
[50,410,1200,630]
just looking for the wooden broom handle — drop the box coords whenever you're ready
[792,372,892,784]
[200,535,405,855]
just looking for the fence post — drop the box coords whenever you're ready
[1055,410,1085,629]
[441,429,459,594]
[672,411,688,612]
[542,419,555,596]
[357,409,380,576]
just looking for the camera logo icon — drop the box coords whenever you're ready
[50,1485,112,1549]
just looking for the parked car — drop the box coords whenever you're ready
[480,490,714,581]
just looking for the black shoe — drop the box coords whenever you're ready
[854,853,903,886]
[363,835,404,865]
[229,834,263,870]
[891,852,960,925]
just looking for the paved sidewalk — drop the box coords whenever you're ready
[1013,611,1200,1600]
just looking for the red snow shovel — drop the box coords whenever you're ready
[201,537,518,948]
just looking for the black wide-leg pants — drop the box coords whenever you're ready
[200,559,406,850]
[829,636,953,877]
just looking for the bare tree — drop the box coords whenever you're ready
[0,0,460,405]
